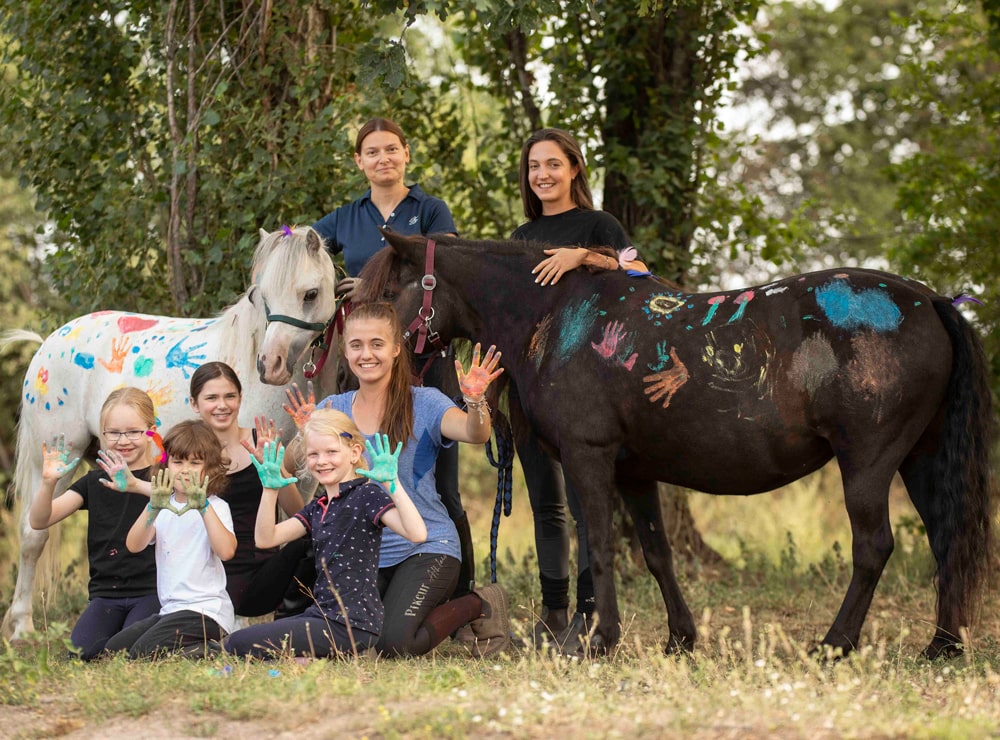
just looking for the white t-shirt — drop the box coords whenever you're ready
[149,494,236,634]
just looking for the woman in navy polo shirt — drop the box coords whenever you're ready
[313,118,477,600]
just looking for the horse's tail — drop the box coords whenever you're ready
[5,329,63,604]
[928,297,996,640]
[0,329,45,350]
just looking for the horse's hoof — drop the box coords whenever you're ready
[809,643,852,662]
[922,640,963,660]
[664,633,695,655]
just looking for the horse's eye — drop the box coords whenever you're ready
[304,289,318,303]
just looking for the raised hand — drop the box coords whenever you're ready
[240,416,279,463]
[335,276,364,302]
[357,433,402,494]
[148,469,176,521]
[283,381,316,430]
[250,441,299,490]
[455,343,504,400]
[97,449,139,492]
[40,435,80,482]
[176,470,210,516]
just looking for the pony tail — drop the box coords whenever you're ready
[385,343,415,450]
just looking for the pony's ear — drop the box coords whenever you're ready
[247,284,258,306]
[259,228,269,241]
[306,228,322,254]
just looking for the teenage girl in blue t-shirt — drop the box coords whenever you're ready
[284,302,510,658]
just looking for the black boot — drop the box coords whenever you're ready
[452,510,476,598]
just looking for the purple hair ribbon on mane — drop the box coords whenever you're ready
[952,293,984,307]
[281,225,294,238]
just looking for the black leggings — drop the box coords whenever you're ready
[223,615,377,659]
[511,383,592,614]
[104,610,226,659]
[376,553,461,657]
[226,537,315,617]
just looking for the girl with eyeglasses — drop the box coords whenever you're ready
[28,387,160,659]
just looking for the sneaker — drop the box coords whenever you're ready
[532,606,569,649]
[468,584,510,658]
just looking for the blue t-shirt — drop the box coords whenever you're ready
[318,386,461,567]
[294,477,394,634]
[313,183,457,276]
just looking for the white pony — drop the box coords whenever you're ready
[2,226,340,639]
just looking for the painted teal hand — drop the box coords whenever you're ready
[250,441,299,490]
[357,434,402,494]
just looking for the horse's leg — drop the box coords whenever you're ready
[560,446,620,655]
[1,507,48,640]
[619,478,696,653]
[898,454,963,657]
[820,459,897,656]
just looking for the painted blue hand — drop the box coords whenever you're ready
[165,337,208,379]
[250,441,298,490]
[357,434,402,494]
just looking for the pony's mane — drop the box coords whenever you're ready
[252,226,334,291]
[212,226,334,373]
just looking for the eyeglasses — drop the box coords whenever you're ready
[103,430,147,442]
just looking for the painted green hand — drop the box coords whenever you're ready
[250,441,299,490]
[357,433,402,494]
[40,435,80,482]
[148,469,176,522]
[177,471,210,516]
[455,343,504,399]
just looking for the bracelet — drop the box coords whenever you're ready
[463,395,490,424]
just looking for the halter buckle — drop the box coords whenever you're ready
[420,274,437,291]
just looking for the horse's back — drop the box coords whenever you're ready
[528,266,953,494]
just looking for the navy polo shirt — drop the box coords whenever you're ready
[313,183,457,276]
[294,477,395,634]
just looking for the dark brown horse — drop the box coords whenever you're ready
[360,231,996,658]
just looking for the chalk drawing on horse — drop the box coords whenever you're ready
[2,226,341,639]
[361,232,996,659]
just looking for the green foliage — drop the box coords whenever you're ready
[890,5,1000,396]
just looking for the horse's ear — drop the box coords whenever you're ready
[306,228,322,254]
[247,284,258,306]
[259,228,269,241]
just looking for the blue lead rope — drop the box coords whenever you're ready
[484,410,514,583]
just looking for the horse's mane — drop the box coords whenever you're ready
[213,226,335,372]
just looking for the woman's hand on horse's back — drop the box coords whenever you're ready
[455,343,504,399]
[532,247,586,286]
[40,435,80,482]
[283,381,316,430]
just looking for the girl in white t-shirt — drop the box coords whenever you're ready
[105,420,237,659]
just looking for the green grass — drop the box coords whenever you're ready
[2,458,1000,737]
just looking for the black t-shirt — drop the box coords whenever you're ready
[71,468,157,599]
[218,463,278,578]
[510,207,630,251]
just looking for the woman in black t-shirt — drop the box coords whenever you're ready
[510,128,647,650]
[189,361,311,617]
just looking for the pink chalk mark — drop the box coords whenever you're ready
[118,316,160,334]
[707,295,726,305]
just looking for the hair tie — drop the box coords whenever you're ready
[281,225,294,238]
[146,430,167,464]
